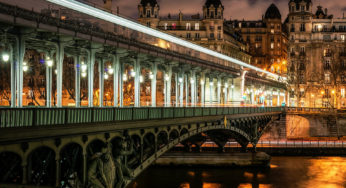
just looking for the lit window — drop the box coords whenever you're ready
[186,33,191,39]
[341,88,345,98]
[186,23,191,30]
[172,23,176,29]
[271,29,274,34]
[325,74,330,83]
[195,23,199,30]
[341,35,345,41]
[164,23,168,30]
[271,43,274,49]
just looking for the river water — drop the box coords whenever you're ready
[129,156,346,188]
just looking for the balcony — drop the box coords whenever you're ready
[157,26,206,31]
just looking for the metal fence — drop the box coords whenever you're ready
[201,140,346,148]
[0,107,283,128]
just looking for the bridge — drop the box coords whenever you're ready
[0,0,288,187]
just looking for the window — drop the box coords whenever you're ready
[341,35,345,41]
[218,26,222,30]
[146,22,151,27]
[195,23,199,30]
[301,6,305,12]
[195,33,200,39]
[271,43,274,49]
[271,29,274,34]
[186,23,191,30]
[146,10,151,17]
[342,75,346,83]
[210,33,214,38]
[300,46,305,52]
[270,36,274,42]
[291,6,295,12]
[210,26,214,30]
[164,23,168,30]
[172,23,176,30]
[324,60,331,70]
[217,32,221,39]
[186,33,191,39]
[210,11,214,18]
[291,24,295,32]
[341,88,345,98]
[300,24,305,32]
[325,73,330,83]
[324,49,331,57]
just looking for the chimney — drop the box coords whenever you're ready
[325,8,328,16]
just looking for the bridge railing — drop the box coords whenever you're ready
[285,107,337,113]
[0,107,284,128]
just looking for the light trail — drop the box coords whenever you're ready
[46,0,281,80]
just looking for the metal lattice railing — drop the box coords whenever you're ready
[0,107,283,128]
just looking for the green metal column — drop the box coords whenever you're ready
[175,73,179,107]
[201,73,205,107]
[151,62,157,107]
[179,72,184,107]
[113,54,120,107]
[185,73,189,106]
[99,59,105,107]
[9,44,16,107]
[134,56,141,107]
[15,34,25,107]
[56,40,64,107]
[217,77,221,105]
[87,48,97,107]
[165,65,172,107]
[75,56,81,107]
[46,51,53,107]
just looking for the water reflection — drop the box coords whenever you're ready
[130,157,346,188]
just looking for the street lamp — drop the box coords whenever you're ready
[190,78,195,84]
[2,52,9,62]
[164,74,169,81]
[23,62,28,72]
[123,73,127,81]
[81,64,87,72]
[130,69,135,77]
[149,72,154,80]
[108,66,114,75]
[46,57,53,67]
[104,73,109,80]
[81,72,87,78]
[178,77,183,83]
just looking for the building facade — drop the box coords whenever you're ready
[137,0,252,64]
[287,0,346,108]
[227,4,288,75]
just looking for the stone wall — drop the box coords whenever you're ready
[261,114,346,140]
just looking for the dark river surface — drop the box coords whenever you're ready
[129,156,346,188]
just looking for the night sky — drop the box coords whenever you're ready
[109,0,346,21]
[5,0,346,21]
